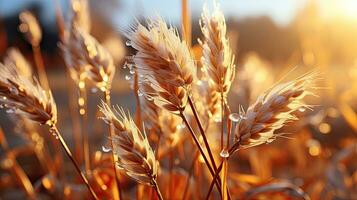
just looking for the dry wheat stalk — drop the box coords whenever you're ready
[4,48,33,79]
[0,62,99,199]
[0,63,57,126]
[63,27,115,91]
[70,0,91,32]
[61,26,89,83]
[200,3,235,100]
[99,102,163,199]
[126,18,195,113]
[99,102,158,184]
[139,81,161,133]
[19,11,42,47]
[233,71,319,150]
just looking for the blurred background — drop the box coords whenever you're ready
[0,0,357,199]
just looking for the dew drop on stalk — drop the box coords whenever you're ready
[129,68,135,74]
[229,113,241,122]
[138,90,143,97]
[146,95,154,101]
[125,40,131,46]
[9,87,18,95]
[125,75,131,80]
[298,107,306,112]
[91,87,98,93]
[214,117,222,122]
[6,108,15,113]
[102,145,112,153]
[220,149,229,158]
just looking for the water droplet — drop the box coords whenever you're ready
[146,96,154,101]
[9,87,18,95]
[266,138,274,144]
[220,149,229,158]
[116,165,124,170]
[129,68,135,74]
[125,40,131,46]
[138,90,144,97]
[2,96,7,100]
[125,75,131,80]
[229,113,241,122]
[102,145,112,153]
[298,107,306,112]
[214,117,222,122]
[176,123,186,130]
[6,108,15,113]
[78,81,85,89]
[91,87,98,93]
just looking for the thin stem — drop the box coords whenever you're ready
[0,128,36,199]
[133,71,142,128]
[225,103,232,148]
[50,126,98,200]
[32,44,63,171]
[68,75,82,164]
[169,146,174,199]
[152,180,164,200]
[205,161,224,200]
[181,0,191,47]
[79,87,91,173]
[182,150,199,200]
[179,110,222,195]
[206,145,238,199]
[188,96,218,172]
[220,93,224,151]
[31,45,49,90]
[104,89,123,200]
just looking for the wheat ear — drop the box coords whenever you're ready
[231,71,319,150]
[126,17,195,114]
[200,3,236,151]
[0,63,98,199]
[99,102,163,200]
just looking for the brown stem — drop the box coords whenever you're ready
[205,161,224,200]
[188,96,218,172]
[67,74,83,164]
[225,103,232,148]
[181,0,191,47]
[79,87,91,174]
[133,71,142,128]
[182,150,199,200]
[50,126,98,200]
[220,93,224,150]
[179,110,222,195]
[152,180,164,200]
[206,145,238,199]
[0,128,36,199]
[104,89,123,200]
[32,45,49,90]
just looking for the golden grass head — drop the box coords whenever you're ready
[99,102,158,186]
[62,27,115,91]
[234,71,319,149]
[19,11,42,46]
[0,63,57,126]
[200,3,235,98]
[4,48,33,79]
[70,0,91,32]
[126,17,195,113]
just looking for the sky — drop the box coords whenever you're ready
[0,0,309,27]
[1,0,356,29]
